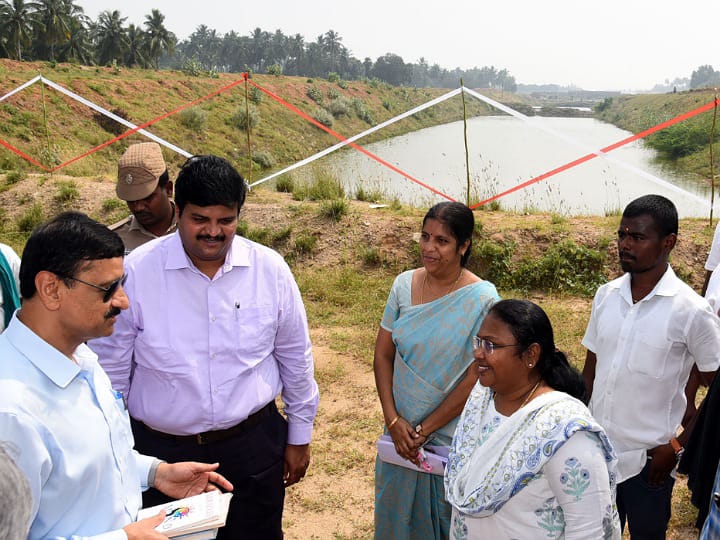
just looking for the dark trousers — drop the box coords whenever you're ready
[617,458,675,540]
[131,404,288,540]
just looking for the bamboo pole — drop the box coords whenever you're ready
[460,79,471,206]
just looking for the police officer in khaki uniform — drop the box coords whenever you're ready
[110,142,177,253]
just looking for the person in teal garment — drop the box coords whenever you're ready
[373,201,500,539]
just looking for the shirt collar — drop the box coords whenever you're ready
[4,313,83,388]
[165,233,250,273]
[127,201,178,237]
[615,264,679,305]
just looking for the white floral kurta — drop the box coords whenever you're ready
[446,386,621,539]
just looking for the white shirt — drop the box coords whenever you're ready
[0,243,21,333]
[706,264,720,315]
[582,266,720,482]
[706,221,720,271]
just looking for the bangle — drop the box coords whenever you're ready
[387,415,400,429]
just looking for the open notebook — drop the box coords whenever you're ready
[137,490,233,539]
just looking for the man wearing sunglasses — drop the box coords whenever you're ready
[90,156,319,540]
[0,212,233,540]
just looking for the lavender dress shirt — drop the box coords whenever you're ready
[89,232,319,445]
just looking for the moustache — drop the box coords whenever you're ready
[104,306,122,320]
[197,235,226,242]
[619,251,636,261]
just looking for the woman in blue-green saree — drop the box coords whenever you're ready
[373,202,500,540]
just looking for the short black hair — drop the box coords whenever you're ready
[622,194,678,237]
[20,212,124,299]
[423,202,475,266]
[489,299,586,401]
[175,155,246,214]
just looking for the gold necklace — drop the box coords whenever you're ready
[519,379,542,409]
[420,268,463,304]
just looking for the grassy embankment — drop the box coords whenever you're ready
[596,90,720,182]
[0,60,714,537]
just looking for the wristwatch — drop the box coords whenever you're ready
[670,437,685,460]
[415,423,425,436]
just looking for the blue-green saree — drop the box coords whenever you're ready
[375,270,499,540]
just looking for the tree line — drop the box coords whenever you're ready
[0,0,517,90]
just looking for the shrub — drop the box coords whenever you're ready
[294,232,317,254]
[327,72,340,83]
[248,86,263,104]
[101,198,125,212]
[512,239,606,296]
[470,239,516,289]
[361,246,383,266]
[229,105,260,131]
[267,63,282,76]
[355,186,382,202]
[319,199,348,221]
[5,170,26,185]
[312,108,334,128]
[181,56,204,76]
[17,203,44,232]
[54,180,80,204]
[382,99,392,111]
[646,120,711,159]
[252,151,275,169]
[179,107,208,132]
[327,97,351,118]
[292,169,345,201]
[337,79,348,89]
[306,85,323,103]
[352,99,374,124]
[327,87,340,100]
[275,174,295,193]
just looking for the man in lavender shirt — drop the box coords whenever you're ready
[90,155,320,540]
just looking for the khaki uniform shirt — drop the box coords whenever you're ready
[109,208,177,253]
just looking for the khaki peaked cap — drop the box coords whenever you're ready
[116,142,167,201]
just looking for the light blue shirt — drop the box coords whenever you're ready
[0,315,156,540]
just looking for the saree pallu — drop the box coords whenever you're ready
[374,272,499,540]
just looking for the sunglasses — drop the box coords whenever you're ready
[64,274,127,303]
[472,336,522,355]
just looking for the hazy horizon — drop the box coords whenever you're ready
[75,0,719,92]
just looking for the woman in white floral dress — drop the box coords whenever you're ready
[445,300,621,539]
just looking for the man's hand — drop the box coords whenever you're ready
[124,511,168,539]
[284,444,310,487]
[646,443,677,485]
[154,462,233,499]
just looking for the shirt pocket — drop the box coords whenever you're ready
[627,334,673,378]
[235,304,278,357]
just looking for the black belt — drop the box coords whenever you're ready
[138,401,275,445]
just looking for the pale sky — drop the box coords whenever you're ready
[76,0,719,92]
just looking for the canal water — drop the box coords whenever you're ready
[326,115,713,218]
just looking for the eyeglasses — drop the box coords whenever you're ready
[64,274,127,303]
[472,336,521,355]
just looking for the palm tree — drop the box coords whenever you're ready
[125,23,147,67]
[58,14,91,63]
[323,29,342,74]
[0,0,40,60]
[143,8,174,69]
[34,0,84,60]
[95,9,127,66]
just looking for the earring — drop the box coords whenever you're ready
[528,363,533,368]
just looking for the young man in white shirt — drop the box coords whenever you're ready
[582,194,720,539]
